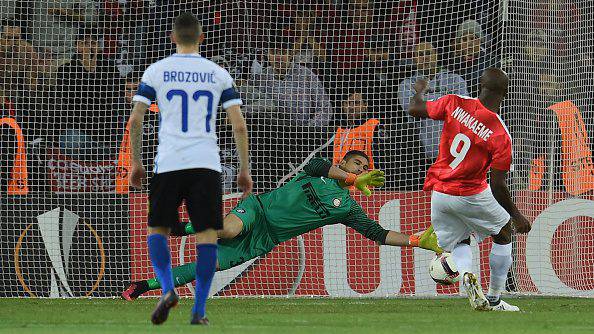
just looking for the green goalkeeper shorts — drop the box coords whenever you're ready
[217,194,277,271]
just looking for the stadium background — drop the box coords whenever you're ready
[0,0,593,298]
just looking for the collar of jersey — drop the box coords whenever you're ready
[171,53,202,58]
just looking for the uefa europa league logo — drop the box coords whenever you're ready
[14,207,105,297]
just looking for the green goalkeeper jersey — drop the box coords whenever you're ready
[256,158,389,244]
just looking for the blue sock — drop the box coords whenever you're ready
[147,234,174,295]
[192,243,217,317]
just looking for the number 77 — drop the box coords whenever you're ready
[166,89,214,133]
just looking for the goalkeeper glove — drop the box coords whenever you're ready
[409,225,443,253]
[346,170,385,196]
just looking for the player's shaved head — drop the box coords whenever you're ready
[480,68,509,97]
[173,12,203,45]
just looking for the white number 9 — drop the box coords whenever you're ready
[449,133,471,169]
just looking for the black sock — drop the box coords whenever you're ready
[131,280,150,298]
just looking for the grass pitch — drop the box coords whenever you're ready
[1,297,593,334]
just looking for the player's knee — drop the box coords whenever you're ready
[492,221,512,245]
[148,226,170,236]
[218,228,240,239]
[195,228,218,244]
[219,214,243,239]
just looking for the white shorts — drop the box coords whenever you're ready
[431,186,511,252]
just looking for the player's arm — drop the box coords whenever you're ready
[490,169,531,233]
[490,132,531,234]
[303,157,345,179]
[408,78,429,118]
[128,101,149,189]
[128,65,157,189]
[225,104,253,197]
[343,204,442,252]
[303,158,385,196]
[221,68,253,197]
[303,157,347,179]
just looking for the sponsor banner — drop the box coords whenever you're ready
[514,191,594,296]
[47,148,117,193]
[128,191,594,297]
[0,195,129,297]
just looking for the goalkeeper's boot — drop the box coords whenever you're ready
[190,313,210,325]
[122,281,149,301]
[151,290,179,325]
[489,298,520,312]
[462,272,490,311]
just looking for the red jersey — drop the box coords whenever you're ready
[424,94,512,196]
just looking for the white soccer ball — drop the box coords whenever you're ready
[429,252,460,285]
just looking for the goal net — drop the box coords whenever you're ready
[1,0,592,298]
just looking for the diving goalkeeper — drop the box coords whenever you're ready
[122,150,441,299]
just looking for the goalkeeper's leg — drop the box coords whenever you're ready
[171,214,243,239]
[122,262,200,300]
[123,215,247,300]
[123,199,257,301]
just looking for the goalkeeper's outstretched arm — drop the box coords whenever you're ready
[343,203,442,253]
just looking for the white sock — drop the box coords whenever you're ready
[451,243,473,277]
[487,242,512,302]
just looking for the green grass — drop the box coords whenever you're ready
[1,297,593,334]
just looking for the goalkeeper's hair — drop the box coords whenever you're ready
[343,150,370,163]
[173,12,203,45]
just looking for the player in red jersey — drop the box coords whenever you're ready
[408,68,531,311]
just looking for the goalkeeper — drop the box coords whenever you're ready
[122,150,441,299]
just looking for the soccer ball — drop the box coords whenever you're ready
[429,252,460,285]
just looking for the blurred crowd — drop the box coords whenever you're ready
[1,0,593,195]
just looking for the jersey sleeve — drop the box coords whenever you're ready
[490,132,512,171]
[342,203,389,244]
[133,64,158,106]
[425,94,453,120]
[220,69,243,110]
[303,157,332,177]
